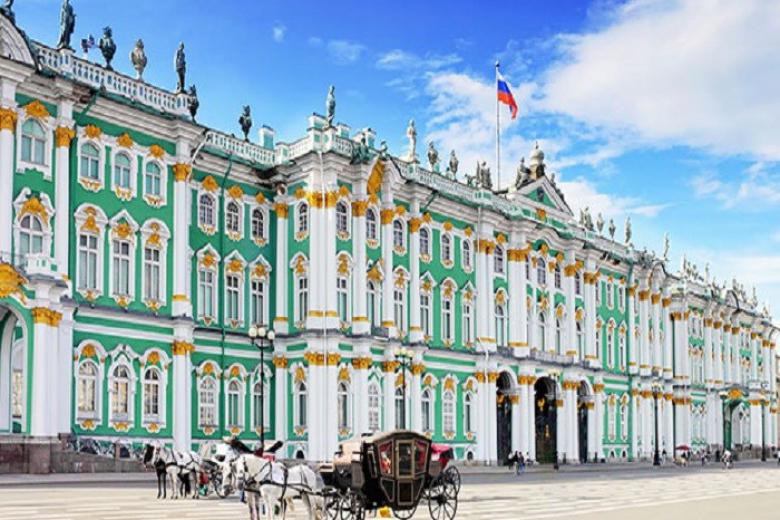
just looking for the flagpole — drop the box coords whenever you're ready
[495,61,500,191]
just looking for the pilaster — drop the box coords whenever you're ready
[172,148,193,317]
[53,98,74,282]
[273,200,289,334]
[0,89,18,257]
[351,193,369,335]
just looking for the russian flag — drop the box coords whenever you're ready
[497,71,518,119]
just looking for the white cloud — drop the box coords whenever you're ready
[308,36,323,47]
[376,50,461,71]
[326,40,365,65]
[272,23,286,43]
[541,0,780,161]
[690,163,780,209]
[558,177,668,220]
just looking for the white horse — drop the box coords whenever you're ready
[150,443,203,499]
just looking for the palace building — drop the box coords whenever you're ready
[0,10,777,472]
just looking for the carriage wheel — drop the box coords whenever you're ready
[444,466,461,495]
[339,491,362,520]
[393,504,418,520]
[214,477,231,499]
[324,490,341,520]
[427,481,458,520]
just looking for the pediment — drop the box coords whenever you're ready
[515,176,573,217]
[0,14,35,67]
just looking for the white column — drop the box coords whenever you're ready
[351,198,369,335]
[487,371,498,463]
[408,204,422,344]
[630,388,639,460]
[380,203,396,337]
[273,351,288,445]
[409,354,423,432]
[383,357,396,431]
[651,292,662,371]
[662,294,673,380]
[517,240,529,357]
[518,373,530,455]
[704,318,713,384]
[476,225,495,350]
[638,288,650,376]
[511,394,521,454]
[53,101,74,280]
[731,326,740,384]
[750,332,759,382]
[171,332,193,451]
[587,399,596,460]
[172,157,192,317]
[584,260,597,364]
[528,376,537,461]
[713,321,723,385]
[0,101,17,257]
[273,201,289,334]
[627,286,637,373]
[474,369,488,461]
[750,393,763,446]
[351,343,370,436]
[723,325,732,384]
[564,379,577,461]
[594,379,604,459]
[556,381,565,463]
[29,308,60,436]
[563,250,577,358]
[507,231,523,352]
[55,306,74,434]
[664,385,674,452]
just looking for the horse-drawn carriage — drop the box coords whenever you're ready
[319,430,460,520]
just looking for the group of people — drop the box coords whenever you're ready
[507,451,529,475]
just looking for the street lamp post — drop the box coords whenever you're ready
[249,325,275,450]
[395,346,413,429]
[653,386,661,466]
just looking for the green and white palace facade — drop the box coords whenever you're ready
[0,12,777,470]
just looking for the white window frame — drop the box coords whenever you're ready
[367,380,381,433]
[142,158,167,207]
[421,388,433,433]
[419,227,431,258]
[461,239,472,271]
[225,271,243,326]
[225,199,243,238]
[494,245,505,275]
[441,233,453,266]
[198,375,219,429]
[142,366,164,425]
[366,208,378,242]
[111,150,137,199]
[77,140,104,190]
[442,389,455,435]
[495,301,507,347]
[441,293,454,343]
[250,370,271,433]
[76,359,101,421]
[337,381,352,431]
[74,205,108,299]
[13,189,55,260]
[294,381,308,429]
[225,378,244,431]
[296,201,309,238]
[336,200,350,238]
[392,218,406,252]
[251,207,267,244]
[198,193,217,231]
[17,115,53,179]
[250,275,269,327]
[140,220,169,308]
[291,254,309,327]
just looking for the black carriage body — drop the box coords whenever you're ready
[323,430,432,511]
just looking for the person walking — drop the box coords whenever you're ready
[517,451,526,475]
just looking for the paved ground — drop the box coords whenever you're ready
[0,463,778,519]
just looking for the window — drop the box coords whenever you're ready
[80,143,100,180]
[113,153,132,190]
[555,317,563,354]
[595,323,602,360]
[295,382,308,428]
[337,276,349,323]
[464,393,473,432]
[296,275,309,324]
[78,233,99,290]
[419,228,430,257]
[597,281,604,306]
[538,312,547,350]
[198,268,215,319]
[394,386,406,428]
[199,194,215,227]
[495,303,506,347]
[143,367,162,423]
[251,208,264,241]
[336,201,349,234]
[337,382,350,430]
[442,297,454,342]
[607,282,614,309]
[494,245,504,274]
[198,377,217,427]
[251,279,266,326]
[367,281,379,329]
[19,215,44,255]
[441,234,452,263]
[463,301,473,344]
[110,365,130,419]
[227,380,241,428]
[620,402,628,439]
[619,331,626,370]
[366,209,377,241]
[368,382,381,433]
[442,391,455,433]
[421,389,434,432]
[576,321,584,358]
[393,219,404,249]
[393,287,405,331]
[608,399,616,440]
[77,361,98,418]
[143,246,161,302]
[21,119,46,165]
[144,162,162,197]
[226,201,240,234]
[297,202,309,235]
[537,259,546,285]
[226,273,240,322]
[252,381,269,431]
[575,272,582,296]
[618,286,625,312]
[607,325,615,368]
[112,239,131,297]
[462,240,472,270]
[554,264,562,289]
[420,292,431,338]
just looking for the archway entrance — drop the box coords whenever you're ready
[577,382,590,463]
[496,372,513,464]
[534,377,557,463]
[0,305,28,434]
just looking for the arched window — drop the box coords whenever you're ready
[113,153,132,189]
[441,295,454,342]
[441,234,452,263]
[421,389,433,432]
[110,365,130,419]
[494,245,504,274]
[537,259,546,285]
[618,286,625,311]
[620,402,628,439]
[538,312,547,350]
[419,227,430,257]
[143,367,162,423]
[464,392,474,433]
[198,377,217,427]
[337,382,350,430]
[80,143,100,180]
[462,240,472,270]
[77,361,99,418]
[295,382,308,428]
[297,202,309,235]
[442,390,455,434]
[394,386,406,428]
[555,316,563,354]
[368,382,381,432]
[608,398,616,440]
[366,208,378,241]
[21,119,46,165]
[199,194,215,227]
[336,201,349,234]
[227,379,241,428]
[420,292,431,338]
[495,302,506,347]
[595,321,603,359]
[367,281,379,329]
[252,380,269,431]
[618,331,626,370]
[19,215,44,255]
[251,208,264,241]
[462,300,474,345]
[393,219,404,249]
[554,264,562,289]
[144,162,162,197]
[226,201,240,234]
[607,325,615,368]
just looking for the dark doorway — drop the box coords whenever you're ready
[577,383,589,463]
[534,377,557,463]
[496,372,513,464]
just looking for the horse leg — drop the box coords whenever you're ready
[161,471,166,499]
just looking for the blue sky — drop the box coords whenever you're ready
[15,0,780,317]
